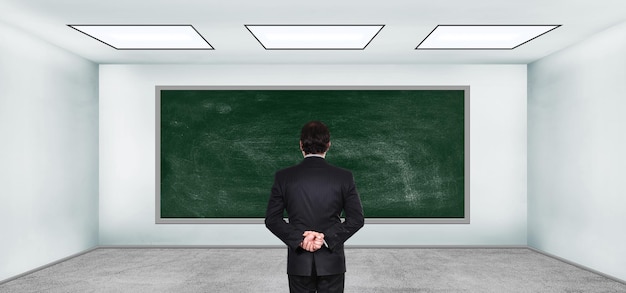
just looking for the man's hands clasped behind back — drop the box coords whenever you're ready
[300,231,325,252]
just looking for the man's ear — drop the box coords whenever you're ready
[326,141,331,151]
[300,140,303,151]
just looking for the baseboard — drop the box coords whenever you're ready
[527,247,626,286]
[96,244,528,249]
[347,245,528,249]
[0,246,99,285]
[97,245,286,249]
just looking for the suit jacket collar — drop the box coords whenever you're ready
[300,156,328,167]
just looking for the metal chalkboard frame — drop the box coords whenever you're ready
[156,86,469,224]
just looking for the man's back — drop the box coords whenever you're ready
[278,157,352,233]
[266,156,363,276]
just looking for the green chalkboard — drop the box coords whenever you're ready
[157,87,468,223]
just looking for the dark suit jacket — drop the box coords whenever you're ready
[265,156,364,276]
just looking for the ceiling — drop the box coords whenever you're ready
[1,0,625,64]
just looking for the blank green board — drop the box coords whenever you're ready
[158,87,467,221]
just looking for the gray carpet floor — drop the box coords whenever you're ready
[1,248,625,292]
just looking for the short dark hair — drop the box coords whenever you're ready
[300,121,330,155]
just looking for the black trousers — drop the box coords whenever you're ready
[288,258,345,293]
[288,273,345,293]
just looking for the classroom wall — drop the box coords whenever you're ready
[0,23,98,281]
[528,21,626,282]
[0,22,99,282]
[99,64,527,246]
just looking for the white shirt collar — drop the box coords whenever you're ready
[304,154,326,159]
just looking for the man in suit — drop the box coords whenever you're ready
[265,121,365,293]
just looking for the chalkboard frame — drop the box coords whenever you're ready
[156,86,470,224]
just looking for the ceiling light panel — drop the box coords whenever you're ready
[245,25,384,50]
[416,25,560,50]
[68,25,213,50]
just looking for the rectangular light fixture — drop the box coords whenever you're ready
[68,25,213,50]
[245,25,384,50]
[416,25,560,50]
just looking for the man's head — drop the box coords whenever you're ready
[300,121,331,155]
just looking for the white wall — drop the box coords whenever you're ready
[528,21,626,282]
[99,64,527,246]
[0,22,99,281]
